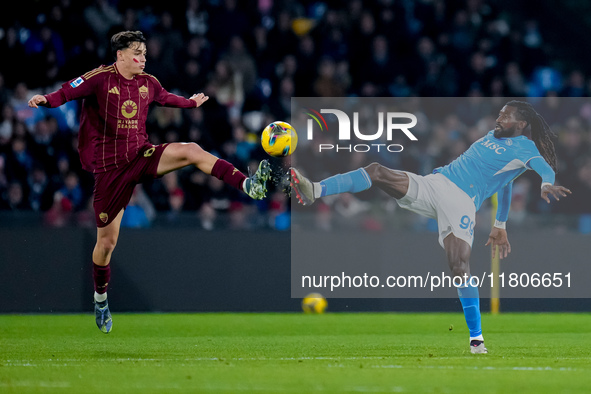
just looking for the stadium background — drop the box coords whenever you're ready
[1,0,590,312]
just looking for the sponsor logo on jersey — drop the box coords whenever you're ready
[121,100,138,119]
[480,139,506,154]
[70,77,84,88]
[108,86,120,95]
[139,85,149,99]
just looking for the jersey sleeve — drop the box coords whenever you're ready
[496,181,512,222]
[149,76,196,108]
[517,141,543,166]
[527,156,556,185]
[43,72,99,108]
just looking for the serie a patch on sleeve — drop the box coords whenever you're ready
[70,77,84,88]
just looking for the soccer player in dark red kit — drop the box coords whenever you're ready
[28,31,271,333]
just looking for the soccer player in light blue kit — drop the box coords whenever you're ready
[291,101,571,353]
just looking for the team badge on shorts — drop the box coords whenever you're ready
[99,212,109,223]
[144,147,155,157]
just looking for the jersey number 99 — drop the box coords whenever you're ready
[459,215,474,236]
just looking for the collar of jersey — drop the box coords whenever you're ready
[113,63,138,84]
[490,131,528,142]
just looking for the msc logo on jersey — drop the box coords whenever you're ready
[480,139,506,154]
[139,85,149,99]
[121,100,138,119]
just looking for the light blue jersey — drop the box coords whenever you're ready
[434,130,553,211]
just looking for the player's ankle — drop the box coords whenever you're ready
[94,291,107,303]
[313,182,322,198]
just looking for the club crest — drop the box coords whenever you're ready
[139,85,149,100]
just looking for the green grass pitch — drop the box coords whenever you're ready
[1,312,590,393]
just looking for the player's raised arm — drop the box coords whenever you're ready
[149,74,207,109]
[28,72,99,110]
[156,88,208,108]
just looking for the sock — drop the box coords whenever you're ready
[457,277,483,340]
[93,262,111,295]
[319,168,372,197]
[313,182,322,198]
[94,291,107,303]
[211,159,247,191]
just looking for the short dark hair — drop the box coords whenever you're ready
[110,31,146,59]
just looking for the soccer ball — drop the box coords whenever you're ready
[261,121,298,157]
[302,293,328,314]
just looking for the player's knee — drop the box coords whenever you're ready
[97,235,118,255]
[449,258,471,280]
[185,142,206,163]
[451,264,469,279]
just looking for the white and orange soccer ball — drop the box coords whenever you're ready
[261,121,298,157]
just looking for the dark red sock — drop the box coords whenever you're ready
[211,159,247,191]
[93,263,111,294]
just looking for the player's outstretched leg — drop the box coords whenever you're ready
[290,167,372,205]
[157,143,272,200]
[243,159,272,200]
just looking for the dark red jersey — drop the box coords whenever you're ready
[44,64,195,173]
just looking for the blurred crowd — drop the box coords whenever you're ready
[0,0,590,231]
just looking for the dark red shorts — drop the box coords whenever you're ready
[93,144,168,227]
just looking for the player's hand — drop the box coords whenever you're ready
[541,184,571,204]
[189,93,209,108]
[485,227,511,260]
[28,95,47,108]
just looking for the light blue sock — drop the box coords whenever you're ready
[457,277,482,339]
[320,168,372,197]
